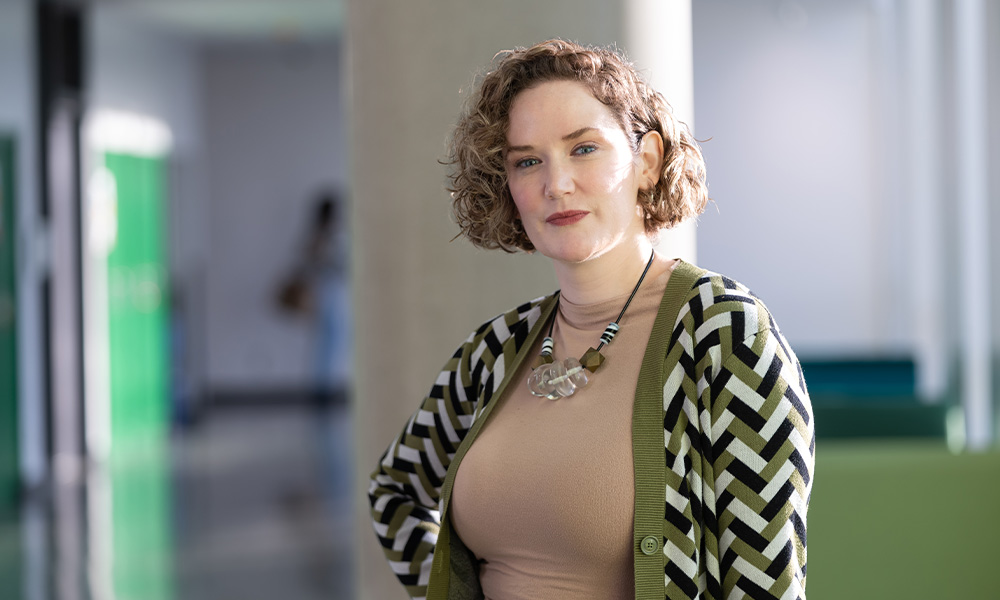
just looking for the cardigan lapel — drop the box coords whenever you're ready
[632,260,704,599]
[427,293,559,600]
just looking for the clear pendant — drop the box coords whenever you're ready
[527,357,590,399]
[528,363,561,399]
[555,357,590,396]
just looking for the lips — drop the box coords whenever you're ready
[546,210,589,226]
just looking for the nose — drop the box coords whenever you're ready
[543,160,574,200]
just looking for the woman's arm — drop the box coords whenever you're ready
[368,296,551,599]
[368,337,480,600]
[706,323,814,599]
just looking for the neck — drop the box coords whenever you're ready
[552,238,656,305]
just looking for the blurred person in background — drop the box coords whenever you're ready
[369,39,814,600]
[277,190,352,406]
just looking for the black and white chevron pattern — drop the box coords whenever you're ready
[369,268,814,600]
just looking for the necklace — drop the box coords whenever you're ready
[528,250,656,399]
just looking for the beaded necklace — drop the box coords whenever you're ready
[528,250,656,399]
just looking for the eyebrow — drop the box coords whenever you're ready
[506,127,599,153]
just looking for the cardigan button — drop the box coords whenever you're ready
[640,535,660,555]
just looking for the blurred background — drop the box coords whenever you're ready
[0,0,997,599]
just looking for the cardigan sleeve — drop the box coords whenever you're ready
[705,322,814,599]
[368,333,481,600]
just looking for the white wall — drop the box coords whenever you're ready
[0,0,46,487]
[693,0,899,357]
[201,42,346,391]
[89,12,205,154]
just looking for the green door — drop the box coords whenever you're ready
[103,152,170,452]
[100,151,173,600]
[0,135,18,513]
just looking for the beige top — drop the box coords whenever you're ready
[449,256,676,600]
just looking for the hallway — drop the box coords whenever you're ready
[1,403,355,600]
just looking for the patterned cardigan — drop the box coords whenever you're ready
[369,261,814,600]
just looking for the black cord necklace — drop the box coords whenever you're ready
[528,249,656,399]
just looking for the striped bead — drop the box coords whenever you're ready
[540,336,554,357]
[599,322,620,345]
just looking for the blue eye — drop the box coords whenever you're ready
[515,157,540,168]
[574,144,597,155]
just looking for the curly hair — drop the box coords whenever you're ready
[447,39,709,253]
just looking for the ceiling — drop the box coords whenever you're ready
[90,0,344,43]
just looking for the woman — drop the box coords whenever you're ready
[369,39,814,600]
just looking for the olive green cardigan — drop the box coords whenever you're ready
[369,261,814,599]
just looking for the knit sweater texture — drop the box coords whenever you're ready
[369,261,815,599]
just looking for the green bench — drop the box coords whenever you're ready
[801,358,954,440]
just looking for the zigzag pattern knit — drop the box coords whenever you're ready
[369,262,814,600]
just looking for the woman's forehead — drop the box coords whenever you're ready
[507,80,621,145]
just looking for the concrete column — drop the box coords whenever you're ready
[626,0,697,263]
[988,0,1000,448]
[348,2,695,597]
[954,0,992,449]
[904,0,948,402]
[872,0,910,350]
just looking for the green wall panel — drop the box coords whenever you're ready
[103,152,170,452]
[102,152,173,600]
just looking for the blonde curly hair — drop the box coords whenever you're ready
[447,39,709,253]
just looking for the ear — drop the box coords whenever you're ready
[637,130,664,189]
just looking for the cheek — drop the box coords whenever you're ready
[507,183,535,217]
[591,157,632,189]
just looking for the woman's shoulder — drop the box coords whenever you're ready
[470,292,555,338]
[673,262,780,343]
[453,292,557,365]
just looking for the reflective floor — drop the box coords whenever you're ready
[0,403,355,600]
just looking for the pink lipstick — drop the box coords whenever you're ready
[546,210,589,226]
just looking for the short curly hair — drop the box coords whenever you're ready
[447,39,709,253]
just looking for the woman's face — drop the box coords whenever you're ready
[505,79,656,266]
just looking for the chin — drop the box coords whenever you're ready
[536,244,603,265]
[527,229,622,265]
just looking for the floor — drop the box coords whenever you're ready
[0,402,355,600]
